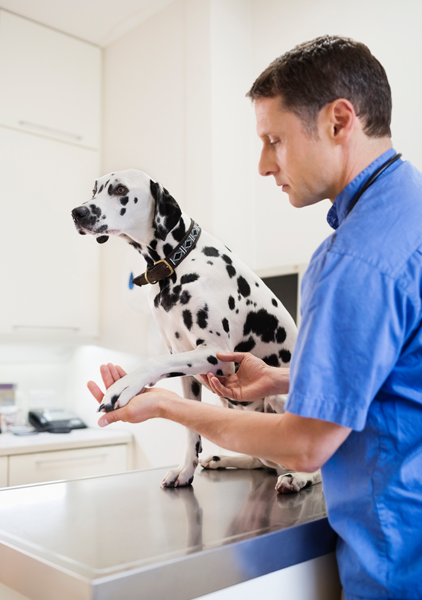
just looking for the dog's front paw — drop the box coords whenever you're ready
[275,472,312,494]
[161,465,197,488]
[98,377,145,413]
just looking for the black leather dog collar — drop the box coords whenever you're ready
[131,220,201,287]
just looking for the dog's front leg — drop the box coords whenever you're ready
[162,376,203,488]
[99,347,233,413]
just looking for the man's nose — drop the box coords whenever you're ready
[258,147,278,177]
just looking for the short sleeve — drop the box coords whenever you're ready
[285,251,411,430]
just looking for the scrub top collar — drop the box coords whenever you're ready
[327,148,399,230]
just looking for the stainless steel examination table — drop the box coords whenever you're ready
[0,466,337,599]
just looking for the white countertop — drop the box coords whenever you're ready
[0,427,132,456]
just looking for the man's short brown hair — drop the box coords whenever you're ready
[247,35,392,138]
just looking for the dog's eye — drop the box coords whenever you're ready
[116,185,128,195]
[92,189,96,197]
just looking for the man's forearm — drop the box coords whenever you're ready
[157,392,350,472]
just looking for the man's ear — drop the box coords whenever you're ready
[328,99,356,144]
[150,180,182,241]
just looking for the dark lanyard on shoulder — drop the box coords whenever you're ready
[345,152,402,218]
[329,152,402,250]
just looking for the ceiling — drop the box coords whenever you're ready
[0,0,177,46]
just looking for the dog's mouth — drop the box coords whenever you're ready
[71,208,120,244]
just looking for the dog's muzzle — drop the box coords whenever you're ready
[71,206,109,244]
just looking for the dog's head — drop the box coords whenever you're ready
[71,169,181,244]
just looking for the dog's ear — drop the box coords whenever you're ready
[150,180,181,241]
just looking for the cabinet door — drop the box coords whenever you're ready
[8,445,128,486]
[0,10,101,149]
[0,127,100,341]
[0,456,7,488]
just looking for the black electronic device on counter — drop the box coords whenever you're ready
[28,409,87,434]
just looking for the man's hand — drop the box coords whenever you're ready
[87,363,179,427]
[203,352,290,402]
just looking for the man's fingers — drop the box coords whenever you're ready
[116,365,127,378]
[216,352,246,363]
[208,374,239,400]
[87,380,104,403]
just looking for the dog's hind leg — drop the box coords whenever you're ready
[161,376,203,488]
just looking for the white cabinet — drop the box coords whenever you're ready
[8,444,128,486]
[0,456,7,488]
[0,127,100,341]
[0,10,102,343]
[0,10,101,149]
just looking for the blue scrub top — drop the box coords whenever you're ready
[285,149,422,600]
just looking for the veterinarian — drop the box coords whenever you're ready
[89,36,422,600]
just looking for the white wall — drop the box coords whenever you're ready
[249,0,422,269]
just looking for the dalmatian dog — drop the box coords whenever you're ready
[71,169,321,493]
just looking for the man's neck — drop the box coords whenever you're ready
[334,136,392,201]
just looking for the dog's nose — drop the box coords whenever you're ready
[72,206,90,220]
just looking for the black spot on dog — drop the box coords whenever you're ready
[196,339,205,346]
[207,355,218,365]
[97,224,108,233]
[187,363,192,367]
[227,399,253,407]
[217,369,223,376]
[255,282,259,287]
[90,204,101,217]
[154,293,160,308]
[111,394,119,406]
[147,248,161,264]
[263,354,280,367]
[160,284,181,312]
[222,254,232,264]
[181,273,199,285]
[99,184,104,193]
[276,327,287,344]
[175,332,180,339]
[134,197,138,203]
[203,246,220,257]
[120,208,126,216]
[234,336,256,352]
[279,349,292,363]
[172,219,186,242]
[195,439,201,456]
[207,261,213,265]
[272,298,278,307]
[120,197,129,206]
[183,310,193,330]
[167,372,186,378]
[237,276,251,298]
[244,309,278,344]
[212,456,221,462]
[108,184,113,195]
[222,318,230,333]
[150,239,157,250]
[163,243,174,256]
[180,290,191,304]
[226,265,236,278]
[197,306,208,329]
[150,180,182,241]
[228,296,235,310]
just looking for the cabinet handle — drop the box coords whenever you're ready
[35,453,109,465]
[13,325,80,332]
[18,120,83,142]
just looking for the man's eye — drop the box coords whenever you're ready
[116,186,128,195]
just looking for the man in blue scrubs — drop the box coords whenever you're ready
[89,36,422,599]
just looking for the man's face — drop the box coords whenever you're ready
[255,96,337,207]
